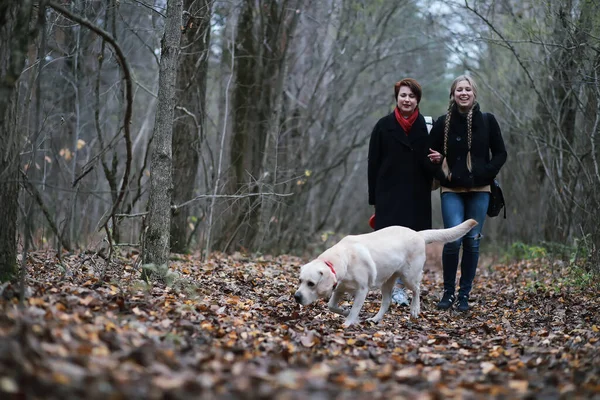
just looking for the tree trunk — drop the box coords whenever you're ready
[0,0,35,281]
[216,0,257,251]
[230,0,257,193]
[253,0,302,250]
[170,0,212,253]
[143,0,183,269]
[221,0,302,252]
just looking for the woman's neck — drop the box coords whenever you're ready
[399,109,414,119]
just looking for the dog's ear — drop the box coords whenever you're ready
[316,267,335,297]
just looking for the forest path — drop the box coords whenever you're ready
[0,249,598,399]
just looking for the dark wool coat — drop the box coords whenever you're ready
[368,112,433,231]
[428,103,507,188]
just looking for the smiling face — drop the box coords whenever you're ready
[294,260,337,305]
[452,78,476,112]
[396,85,418,118]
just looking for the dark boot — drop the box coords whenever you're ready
[437,291,455,310]
[457,295,469,312]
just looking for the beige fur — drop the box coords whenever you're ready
[294,219,478,327]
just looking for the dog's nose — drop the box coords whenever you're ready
[294,292,302,304]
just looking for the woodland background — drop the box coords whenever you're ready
[1,0,599,274]
[1,1,599,398]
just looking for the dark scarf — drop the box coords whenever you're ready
[395,107,419,135]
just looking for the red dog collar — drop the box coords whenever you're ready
[322,260,338,289]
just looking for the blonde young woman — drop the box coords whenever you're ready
[428,75,507,311]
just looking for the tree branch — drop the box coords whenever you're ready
[48,1,133,232]
[20,170,72,253]
[463,0,590,185]
[115,192,295,219]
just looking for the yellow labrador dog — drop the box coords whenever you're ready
[294,219,477,327]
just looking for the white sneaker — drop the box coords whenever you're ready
[391,287,409,306]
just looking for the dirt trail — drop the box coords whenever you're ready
[0,250,598,399]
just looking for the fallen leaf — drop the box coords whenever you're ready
[0,377,18,393]
[481,362,497,374]
[300,330,318,347]
[509,380,529,393]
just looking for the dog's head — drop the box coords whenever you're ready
[294,260,337,305]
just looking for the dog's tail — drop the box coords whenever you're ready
[418,219,478,244]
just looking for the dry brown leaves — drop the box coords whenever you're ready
[0,250,598,399]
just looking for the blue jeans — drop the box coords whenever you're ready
[441,191,489,298]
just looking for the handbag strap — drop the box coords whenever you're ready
[486,114,506,219]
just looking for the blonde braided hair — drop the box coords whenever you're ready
[466,107,473,172]
[442,75,478,179]
[443,101,453,156]
[442,101,453,179]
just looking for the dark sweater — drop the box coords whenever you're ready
[428,103,507,188]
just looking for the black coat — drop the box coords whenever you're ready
[368,112,433,231]
[429,103,507,188]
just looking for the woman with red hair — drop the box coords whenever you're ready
[368,78,442,304]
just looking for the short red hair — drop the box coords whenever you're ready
[394,78,422,104]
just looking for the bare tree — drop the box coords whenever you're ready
[220,0,257,251]
[143,0,184,269]
[170,0,213,253]
[4,0,459,259]
[223,0,303,250]
[46,1,135,256]
[0,0,35,280]
[458,0,600,264]
[266,0,450,252]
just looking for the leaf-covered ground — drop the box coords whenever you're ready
[0,249,598,399]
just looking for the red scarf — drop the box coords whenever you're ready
[395,107,419,135]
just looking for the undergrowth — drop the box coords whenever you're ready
[499,236,598,292]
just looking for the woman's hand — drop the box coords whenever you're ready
[428,148,442,164]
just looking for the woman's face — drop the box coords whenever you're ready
[453,80,475,111]
[397,85,418,117]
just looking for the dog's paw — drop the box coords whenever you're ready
[342,319,358,328]
[328,307,350,317]
[410,305,420,319]
[366,316,382,324]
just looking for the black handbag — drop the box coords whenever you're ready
[487,179,506,218]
